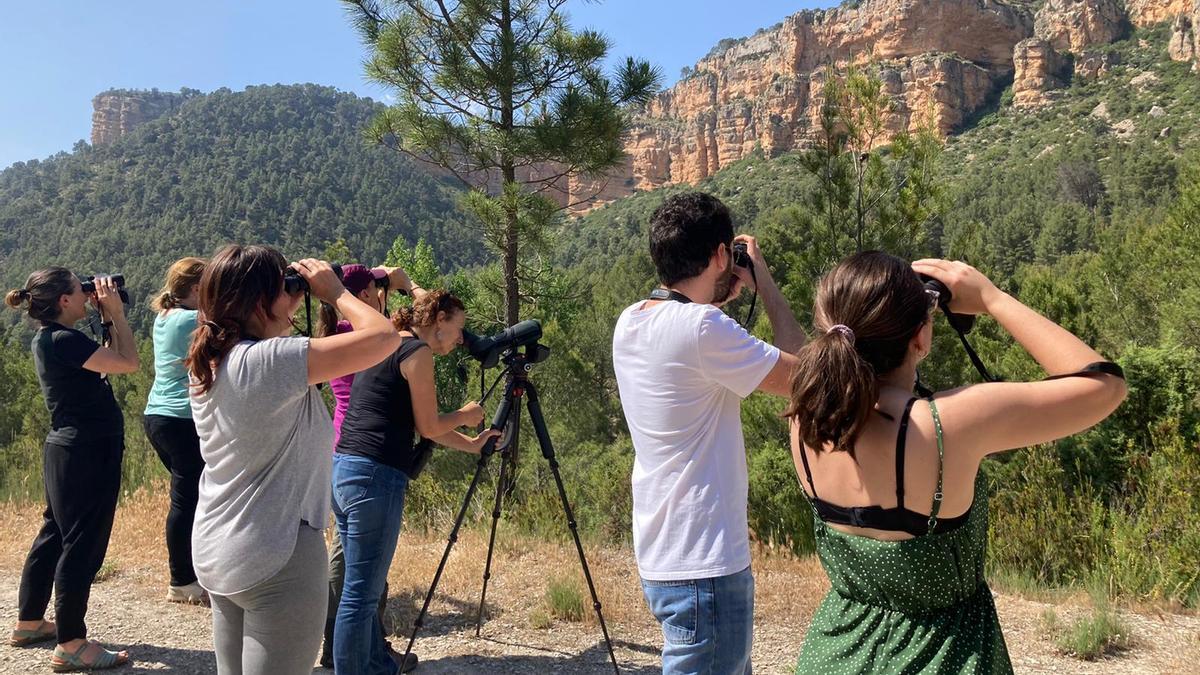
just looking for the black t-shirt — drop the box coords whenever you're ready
[336,338,429,475]
[32,322,124,444]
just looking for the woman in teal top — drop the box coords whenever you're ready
[785,252,1127,673]
[143,257,207,605]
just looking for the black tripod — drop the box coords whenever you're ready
[402,343,621,674]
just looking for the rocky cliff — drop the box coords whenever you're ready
[560,0,1037,210]
[562,0,1200,210]
[91,90,197,146]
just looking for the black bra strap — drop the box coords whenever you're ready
[798,446,818,498]
[894,398,919,512]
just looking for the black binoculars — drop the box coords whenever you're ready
[283,264,343,295]
[80,274,129,304]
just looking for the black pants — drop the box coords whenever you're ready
[143,414,204,587]
[18,436,123,643]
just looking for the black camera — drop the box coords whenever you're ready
[732,242,753,270]
[463,319,544,369]
[80,274,129,304]
[919,274,975,334]
[283,264,343,295]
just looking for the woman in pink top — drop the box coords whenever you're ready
[313,262,415,668]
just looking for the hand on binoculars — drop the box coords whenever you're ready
[91,276,125,316]
[912,259,999,316]
[290,259,345,304]
[379,266,414,294]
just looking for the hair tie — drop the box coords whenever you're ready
[202,320,222,332]
[828,324,855,345]
[19,288,31,301]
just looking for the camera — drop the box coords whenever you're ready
[732,242,753,270]
[463,319,544,369]
[80,274,129,304]
[918,274,975,334]
[283,263,343,295]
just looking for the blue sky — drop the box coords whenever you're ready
[0,0,823,170]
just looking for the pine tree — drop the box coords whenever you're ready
[343,0,660,327]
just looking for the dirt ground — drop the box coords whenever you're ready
[0,493,1197,674]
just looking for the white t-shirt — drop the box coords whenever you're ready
[612,300,780,581]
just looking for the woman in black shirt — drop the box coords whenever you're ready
[331,288,497,675]
[5,268,139,671]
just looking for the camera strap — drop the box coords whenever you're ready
[648,288,694,304]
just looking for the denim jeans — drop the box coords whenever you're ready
[641,566,754,675]
[332,454,409,675]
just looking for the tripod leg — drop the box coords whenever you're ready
[475,414,516,636]
[402,389,516,665]
[525,383,621,675]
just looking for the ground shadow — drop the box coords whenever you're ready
[409,640,660,674]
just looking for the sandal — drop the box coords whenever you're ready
[9,620,56,647]
[50,640,129,672]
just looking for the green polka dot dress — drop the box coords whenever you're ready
[796,439,1012,672]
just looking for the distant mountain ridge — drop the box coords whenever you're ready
[0,83,482,332]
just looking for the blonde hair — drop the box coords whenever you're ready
[152,257,207,312]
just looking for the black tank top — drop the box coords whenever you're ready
[799,398,971,537]
[335,337,429,476]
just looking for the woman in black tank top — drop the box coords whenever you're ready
[785,252,1126,673]
[330,288,498,675]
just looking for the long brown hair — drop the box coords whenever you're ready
[4,268,75,324]
[152,257,207,312]
[392,289,464,331]
[186,245,288,394]
[784,251,930,456]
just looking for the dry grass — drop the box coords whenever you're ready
[4,490,1198,674]
[0,489,828,634]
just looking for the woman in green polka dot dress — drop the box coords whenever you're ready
[784,253,1127,674]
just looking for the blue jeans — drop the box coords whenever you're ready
[641,567,754,675]
[332,454,409,675]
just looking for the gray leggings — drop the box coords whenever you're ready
[210,526,328,675]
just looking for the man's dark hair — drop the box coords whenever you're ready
[649,192,734,286]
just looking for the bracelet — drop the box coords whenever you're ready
[101,320,114,328]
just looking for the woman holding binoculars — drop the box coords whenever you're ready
[6,269,138,671]
[185,246,400,675]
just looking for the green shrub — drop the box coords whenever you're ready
[1055,608,1133,660]
[544,576,586,622]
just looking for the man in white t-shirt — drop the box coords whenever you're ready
[612,192,804,674]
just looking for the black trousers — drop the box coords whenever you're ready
[143,414,204,587]
[17,436,123,643]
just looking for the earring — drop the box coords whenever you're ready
[435,330,443,342]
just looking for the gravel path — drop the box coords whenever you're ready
[0,494,1197,674]
[3,564,1198,674]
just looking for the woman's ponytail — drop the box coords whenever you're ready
[785,329,878,456]
[784,251,932,456]
[4,288,29,310]
[4,268,75,324]
[152,257,207,313]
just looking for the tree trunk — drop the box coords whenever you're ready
[500,0,518,329]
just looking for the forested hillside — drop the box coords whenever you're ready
[0,84,481,333]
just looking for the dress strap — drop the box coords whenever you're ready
[798,446,818,498]
[894,398,919,511]
[926,399,946,533]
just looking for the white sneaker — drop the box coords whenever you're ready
[166,582,208,605]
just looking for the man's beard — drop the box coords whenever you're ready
[713,268,735,304]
